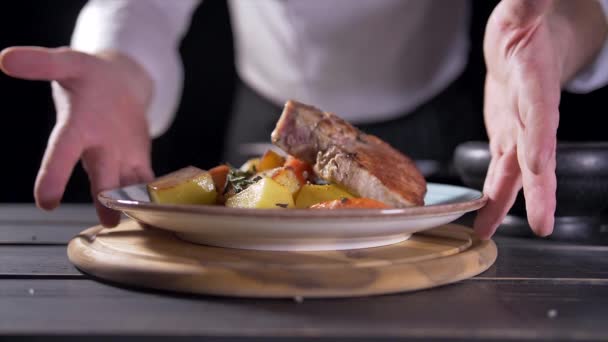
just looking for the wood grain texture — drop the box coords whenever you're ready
[0,246,80,276]
[0,222,86,245]
[0,204,116,244]
[1,279,607,340]
[6,236,608,280]
[0,204,97,224]
[479,239,608,280]
[67,220,496,298]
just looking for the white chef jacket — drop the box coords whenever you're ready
[71,0,608,138]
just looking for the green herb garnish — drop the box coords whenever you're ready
[224,167,256,195]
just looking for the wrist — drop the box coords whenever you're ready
[552,0,608,85]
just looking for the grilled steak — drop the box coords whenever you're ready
[271,100,426,207]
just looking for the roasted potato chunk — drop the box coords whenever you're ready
[225,177,294,209]
[309,198,391,209]
[271,167,303,196]
[147,166,217,205]
[294,184,355,209]
[239,158,260,173]
[257,150,285,172]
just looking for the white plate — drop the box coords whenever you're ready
[99,183,487,251]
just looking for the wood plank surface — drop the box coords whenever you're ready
[0,222,87,244]
[0,246,80,276]
[0,204,97,245]
[1,206,608,340]
[4,239,608,281]
[0,279,606,340]
[0,204,107,244]
[479,240,608,280]
[0,204,97,223]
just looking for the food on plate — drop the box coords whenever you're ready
[147,166,217,205]
[284,155,313,184]
[271,100,426,207]
[239,158,260,173]
[147,100,426,209]
[270,167,302,196]
[208,164,230,203]
[256,149,285,172]
[310,198,391,209]
[225,177,295,209]
[294,184,354,209]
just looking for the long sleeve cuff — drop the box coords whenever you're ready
[71,0,200,137]
[565,0,608,93]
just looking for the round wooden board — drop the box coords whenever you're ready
[68,220,497,298]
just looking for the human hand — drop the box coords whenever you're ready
[0,47,155,227]
[475,0,607,238]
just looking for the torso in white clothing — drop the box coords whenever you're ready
[70,0,608,136]
[229,0,470,123]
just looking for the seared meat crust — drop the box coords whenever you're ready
[271,100,426,207]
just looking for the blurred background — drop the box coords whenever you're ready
[0,0,606,204]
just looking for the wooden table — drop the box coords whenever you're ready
[1,204,607,341]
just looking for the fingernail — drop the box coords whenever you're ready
[35,198,59,211]
[0,49,13,73]
[535,225,553,237]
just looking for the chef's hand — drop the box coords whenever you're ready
[475,0,607,238]
[0,47,155,227]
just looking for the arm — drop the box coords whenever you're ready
[0,0,200,226]
[565,0,608,93]
[72,0,201,137]
[475,0,608,238]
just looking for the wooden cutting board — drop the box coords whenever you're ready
[68,220,497,298]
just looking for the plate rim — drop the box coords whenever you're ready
[98,182,487,220]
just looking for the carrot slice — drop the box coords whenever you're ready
[208,164,230,202]
[284,155,313,184]
[309,198,391,209]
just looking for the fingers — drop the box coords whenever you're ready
[82,147,121,228]
[474,147,522,240]
[515,58,560,174]
[515,56,559,235]
[0,46,89,82]
[483,155,499,194]
[135,165,155,183]
[517,134,556,236]
[34,124,84,211]
[120,167,140,188]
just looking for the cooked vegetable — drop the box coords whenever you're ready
[284,156,313,184]
[208,164,230,203]
[310,198,391,209]
[257,150,285,172]
[271,167,303,196]
[294,184,355,209]
[147,166,217,205]
[224,167,257,197]
[225,177,295,209]
[148,151,392,210]
[239,158,260,173]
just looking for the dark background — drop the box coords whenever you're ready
[0,0,605,204]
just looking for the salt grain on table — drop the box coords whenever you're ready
[547,309,558,319]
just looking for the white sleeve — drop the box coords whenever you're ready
[565,0,608,94]
[71,0,201,138]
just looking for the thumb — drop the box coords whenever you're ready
[498,0,553,28]
[0,46,90,81]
